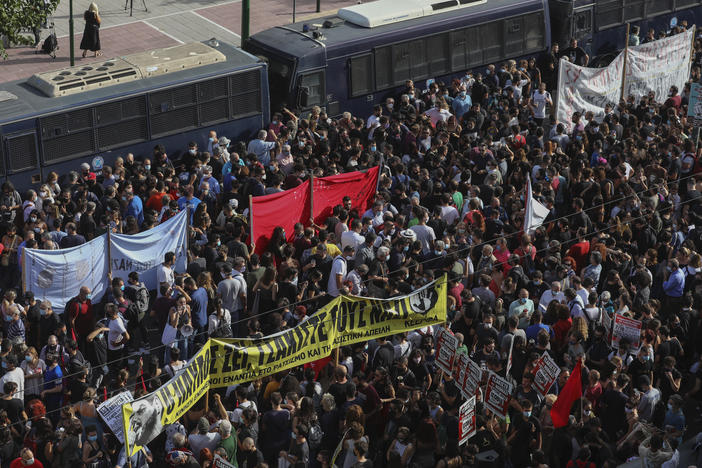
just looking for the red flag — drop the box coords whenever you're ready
[312,166,380,225]
[550,359,582,428]
[251,179,311,255]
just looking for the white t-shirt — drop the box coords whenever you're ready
[156,264,175,298]
[340,231,365,251]
[328,256,348,297]
[108,317,127,350]
[440,205,459,225]
[0,368,24,402]
[531,90,551,119]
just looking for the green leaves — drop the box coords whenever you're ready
[0,0,60,59]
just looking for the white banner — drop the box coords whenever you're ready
[624,28,693,104]
[109,210,188,290]
[24,235,109,314]
[97,390,134,443]
[556,53,625,133]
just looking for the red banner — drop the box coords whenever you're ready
[251,179,311,255]
[312,166,380,225]
[250,167,379,255]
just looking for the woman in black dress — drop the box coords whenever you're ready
[80,2,102,58]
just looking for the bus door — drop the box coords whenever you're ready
[572,5,594,57]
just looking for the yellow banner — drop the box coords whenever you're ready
[122,341,211,456]
[209,275,447,387]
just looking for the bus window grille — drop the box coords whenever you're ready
[172,85,196,108]
[66,107,93,132]
[6,134,37,172]
[230,70,259,93]
[95,101,122,125]
[42,130,94,162]
[40,114,67,140]
[198,77,228,102]
[151,107,198,138]
[97,118,148,150]
[199,98,230,125]
[231,91,261,117]
[122,96,147,117]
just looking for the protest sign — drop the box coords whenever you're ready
[123,343,211,456]
[454,352,470,396]
[462,357,483,397]
[459,396,477,445]
[688,82,702,127]
[435,327,458,374]
[556,53,625,132]
[611,314,642,350]
[484,372,513,419]
[601,309,612,335]
[97,390,133,443]
[623,28,694,104]
[532,351,560,397]
[209,276,447,387]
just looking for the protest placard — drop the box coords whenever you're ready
[454,352,470,396]
[462,357,483,397]
[484,372,513,419]
[532,351,560,397]
[214,454,236,468]
[611,313,642,350]
[459,396,477,445]
[97,390,134,443]
[435,327,458,374]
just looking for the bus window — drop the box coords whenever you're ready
[427,34,449,76]
[349,54,373,97]
[450,29,468,72]
[646,0,673,16]
[269,58,294,109]
[595,0,622,30]
[524,12,545,51]
[574,9,592,36]
[374,46,393,90]
[505,17,524,57]
[676,0,697,7]
[392,43,411,85]
[624,0,644,22]
[298,70,325,108]
[480,23,502,64]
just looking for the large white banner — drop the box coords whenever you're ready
[623,29,693,104]
[556,53,625,132]
[24,235,109,314]
[110,209,188,290]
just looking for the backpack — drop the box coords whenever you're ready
[307,421,323,450]
[210,315,232,338]
[128,284,150,321]
[41,33,58,58]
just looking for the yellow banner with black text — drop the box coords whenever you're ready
[122,276,446,455]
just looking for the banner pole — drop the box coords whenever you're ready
[248,194,254,247]
[107,229,112,277]
[309,175,314,228]
[21,250,26,294]
[620,23,630,101]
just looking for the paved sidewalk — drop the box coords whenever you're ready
[0,0,357,84]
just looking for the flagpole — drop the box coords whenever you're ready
[248,194,254,248]
[620,23,630,101]
[309,175,314,228]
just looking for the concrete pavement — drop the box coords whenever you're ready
[0,0,357,83]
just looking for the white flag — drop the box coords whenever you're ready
[524,178,549,234]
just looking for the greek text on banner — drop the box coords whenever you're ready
[208,276,447,388]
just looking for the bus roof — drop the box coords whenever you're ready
[246,0,545,65]
[0,41,263,126]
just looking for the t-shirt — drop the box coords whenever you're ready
[328,256,348,297]
[0,398,24,425]
[409,224,436,255]
[0,368,24,402]
[108,317,127,350]
[156,264,175,297]
[531,90,551,119]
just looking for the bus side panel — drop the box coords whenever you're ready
[0,119,43,189]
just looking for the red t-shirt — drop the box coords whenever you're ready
[567,241,591,271]
[10,458,43,468]
[68,298,93,338]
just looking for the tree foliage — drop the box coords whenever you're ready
[0,0,60,58]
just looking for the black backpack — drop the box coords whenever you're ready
[127,283,150,321]
[41,33,58,58]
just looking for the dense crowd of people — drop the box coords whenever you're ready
[0,23,700,468]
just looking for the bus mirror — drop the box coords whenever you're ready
[298,86,310,108]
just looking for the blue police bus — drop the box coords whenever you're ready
[0,41,269,189]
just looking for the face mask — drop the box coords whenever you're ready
[299,141,305,148]
[1,362,5,369]
[434,250,442,256]
[209,137,215,143]
[370,145,377,152]
[403,246,409,253]
[189,149,197,155]
[88,435,98,442]
[625,407,633,414]
[346,256,354,261]
[120,285,125,291]
[520,298,527,304]
[33,227,41,234]
[145,165,151,171]
[86,294,92,300]
[667,403,673,411]
[39,191,47,198]
[643,355,650,361]
[4,315,11,322]
[523,411,531,418]
[30,216,37,223]
[584,410,592,417]
[40,309,47,316]
[485,323,492,329]
[387,103,394,110]
[23,459,34,466]
[25,356,32,362]
[217,241,222,247]
[121,196,127,202]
